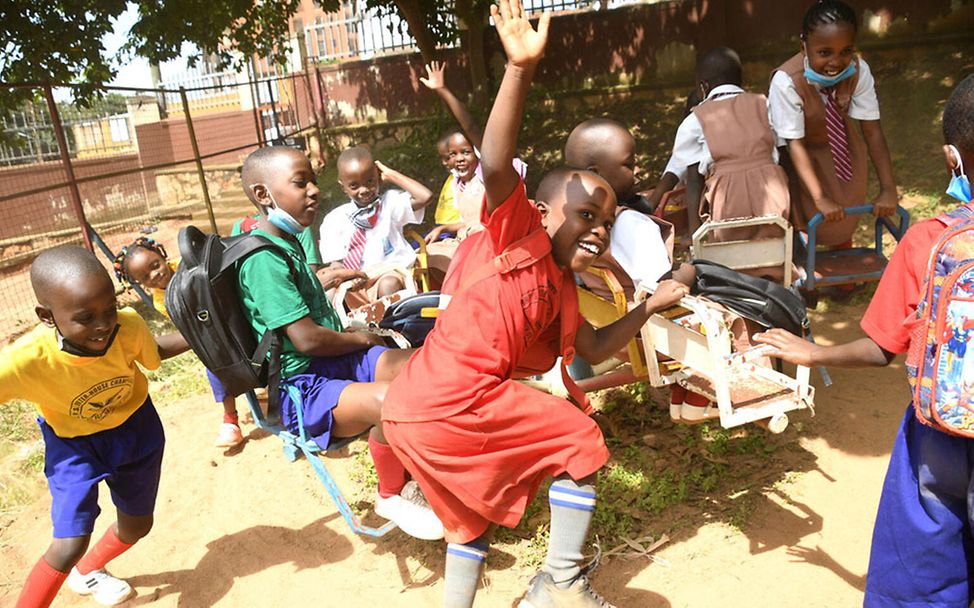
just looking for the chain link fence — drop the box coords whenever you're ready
[0,69,327,344]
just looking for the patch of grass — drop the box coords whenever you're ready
[0,399,38,443]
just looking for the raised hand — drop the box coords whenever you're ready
[490,0,550,69]
[374,160,391,182]
[420,61,446,90]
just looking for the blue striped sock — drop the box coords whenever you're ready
[544,478,597,588]
[444,539,489,608]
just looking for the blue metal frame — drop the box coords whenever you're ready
[244,389,397,538]
[799,205,910,291]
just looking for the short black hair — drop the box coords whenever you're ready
[241,145,305,192]
[801,0,858,40]
[337,146,374,170]
[30,245,111,305]
[564,118,632,168]
[535,167,615,208]
[696,47,742,89]
[944,74,974,156]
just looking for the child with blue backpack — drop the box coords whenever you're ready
[755,73,974,607]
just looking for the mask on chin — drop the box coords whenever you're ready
[56,324,120,357]
[803,56,857,88]
[253,186,305,235]
[947,144,972,204]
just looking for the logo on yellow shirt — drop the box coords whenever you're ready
[70,376,133,422]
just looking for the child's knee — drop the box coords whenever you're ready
[116,514,153,543]
[44,536,90,571]
[377,275,405,296]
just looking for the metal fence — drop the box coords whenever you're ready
[301,0,646,62]
[0,69,327,343]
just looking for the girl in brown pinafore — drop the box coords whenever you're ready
[768,0,898,248]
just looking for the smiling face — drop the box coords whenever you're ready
[338,158,380,208]
[803,21,856,77]
[447,133,478,182]
[38,272,118,353]
[255,151,320,226]
[536,170,617,273]
[124,247,172,290]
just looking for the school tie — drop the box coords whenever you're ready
[342,203,381,270]
[823,87,853,182]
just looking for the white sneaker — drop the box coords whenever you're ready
[66,567,134,606]
[669,401,683,422]
[374,480,445,540]
[214,422,243,448]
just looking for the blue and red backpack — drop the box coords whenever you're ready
[906,203,974,436]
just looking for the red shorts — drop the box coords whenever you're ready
[383,380,609,543]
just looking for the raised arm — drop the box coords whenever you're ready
[421,61,483,149]
[374,160,434,211]
[482,0,549,215]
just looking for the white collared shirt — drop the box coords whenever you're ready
[768,57,881,146]
[667,84,780,178]
[319,189,424,269]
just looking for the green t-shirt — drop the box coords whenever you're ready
[237,228,342,378]
[231,216,322,266]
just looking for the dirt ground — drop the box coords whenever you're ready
[0,298,907,608]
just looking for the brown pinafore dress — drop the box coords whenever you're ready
[774,53,868,247]
[693,92,791,242]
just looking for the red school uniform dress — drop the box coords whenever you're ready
[858,215,974,606]
[382,181,610,544]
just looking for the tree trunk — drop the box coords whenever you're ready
[458,0,489,109]
[392,0,438,63]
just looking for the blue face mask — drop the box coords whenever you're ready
[803,56,857,88]
[947,144,972,204]
[254,187,305,235]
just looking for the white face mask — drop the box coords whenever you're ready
[253,186,304,235]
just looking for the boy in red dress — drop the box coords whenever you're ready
[381,2,688,606]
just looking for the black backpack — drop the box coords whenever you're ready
[164,225,295,409]
[690,259,808,337]
[378,291,443,347]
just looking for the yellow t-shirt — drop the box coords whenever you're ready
[434,175,460,225]
[0,308,162,438]
[150,260,178,318]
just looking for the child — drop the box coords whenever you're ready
[114,237,243,449]
[671,46,790,241]
[318,146,434,305]
[3,245,188,607]
[564,118,674,297]
[768,0,898,247]
[237,145,443,540]
[565,118,716,424]
[434,129,461,230]
[754,74,974,607]
[421,61,529,286]
[381,3,688,606]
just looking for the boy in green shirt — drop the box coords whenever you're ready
[235,146,443,541]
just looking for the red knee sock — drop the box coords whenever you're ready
[223,411,239,425]
[685,391,710,407]
[16,558,67,608]
[75,526,133,575]
[368,435,407,498]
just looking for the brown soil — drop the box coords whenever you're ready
[0,299,906,608]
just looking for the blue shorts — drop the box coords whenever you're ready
[205,368,228,403]
[865,403,974,607]
[39,397,165,539]
[279,346,386,450]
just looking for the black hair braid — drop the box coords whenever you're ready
[801,0,858,40]
[113,236,168,284]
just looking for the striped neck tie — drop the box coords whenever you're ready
[823,87,853,183]
[343,203,380,270]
